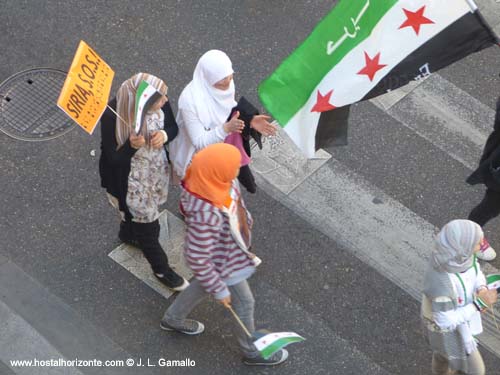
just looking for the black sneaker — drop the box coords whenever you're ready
[155,270,189,292]
[243,349,288,366]
[160,319,205,335]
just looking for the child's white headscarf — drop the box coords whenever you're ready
[431,219,483,273]
[178,50,236,129]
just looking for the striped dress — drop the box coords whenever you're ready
[180,181,255,299]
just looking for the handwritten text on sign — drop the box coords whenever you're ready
[57,40,114,134]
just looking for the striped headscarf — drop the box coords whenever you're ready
[431,219,483,273]
[115,73,167,148]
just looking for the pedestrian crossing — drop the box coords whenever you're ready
[108,49,500,370]
[254,63,500,358]
[0,258,137,375]
[108,71,500,365]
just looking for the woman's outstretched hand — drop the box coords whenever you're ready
[250,115,277,136]
[224,111,245,134]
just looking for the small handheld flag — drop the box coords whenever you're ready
[134,80,162,134]
[253,331,306,359]
[226,306,305,359]
[487,273,500,292]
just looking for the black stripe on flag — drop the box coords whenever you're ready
[364,10,496,100]
[316,10,496,151]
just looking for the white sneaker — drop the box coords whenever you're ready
[477,238,497,261]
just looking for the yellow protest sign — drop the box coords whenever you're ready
[57,40,114,134]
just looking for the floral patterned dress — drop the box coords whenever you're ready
[126,110,169,223]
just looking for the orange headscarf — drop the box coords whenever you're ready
[184,143,241,208]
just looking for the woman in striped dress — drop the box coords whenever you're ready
[161,143,288,366]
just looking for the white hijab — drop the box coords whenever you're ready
[178,50,236,129]
[431,219,483,273]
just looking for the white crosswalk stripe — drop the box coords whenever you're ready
[0,299,85,375]
[108,69,500,363]
[252,67,500,358]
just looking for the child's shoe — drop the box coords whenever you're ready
[243,349,288,366]
[477,238,497,261]
[160,319,204,335]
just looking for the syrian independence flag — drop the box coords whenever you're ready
[487,273,500,291]
[134,80,162,134]
[253,331,305,359]
[258,0,498,158]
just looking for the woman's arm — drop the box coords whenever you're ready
[100,103,138,167]
[161,101,178,144]
[184,211,230,300]
[181,108,228,150]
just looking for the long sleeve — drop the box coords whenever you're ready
[474,268,487,291]
[100,99,137,167]
[161,101,178,144]
[184,211,229,299]
[181,108,227,151]
[233,97,262,153]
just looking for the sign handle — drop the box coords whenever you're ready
[106,105,130,127]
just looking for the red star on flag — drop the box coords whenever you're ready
[399,6,434,35]
[357,52,387,81]
[311,89,336,113]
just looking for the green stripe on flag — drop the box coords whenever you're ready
[258,0,398,126]
[487,274,500,283]
[135,80,149,118]
[260,337,305,359]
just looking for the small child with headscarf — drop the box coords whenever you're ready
[99,73,188,291]
[421,219,498,375]
[161,143,288,366]
[169,49,276,193]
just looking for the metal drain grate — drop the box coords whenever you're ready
[0,68,76,141]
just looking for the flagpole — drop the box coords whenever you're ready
[226,306,252,338]
[465,0,478,11]
[106,104,130,126]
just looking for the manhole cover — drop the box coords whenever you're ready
[0,68,76,141]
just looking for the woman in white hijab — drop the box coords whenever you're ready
[421,219,497,375]
[170,50,276,192]
[99,73,188,292]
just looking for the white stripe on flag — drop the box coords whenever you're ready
[134,84,158,134]
[284,0,472,157]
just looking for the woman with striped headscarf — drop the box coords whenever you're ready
[421,219,497,374]
[99,73,188,291]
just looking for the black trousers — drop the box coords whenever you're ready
[468,188,500,227]
[238,165,257,194]
[120,219,171,275]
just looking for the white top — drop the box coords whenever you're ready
[433,263,486,338]
[169,106,229,178]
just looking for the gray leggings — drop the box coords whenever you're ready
[163,279,259,358]
[432,351,485,375]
